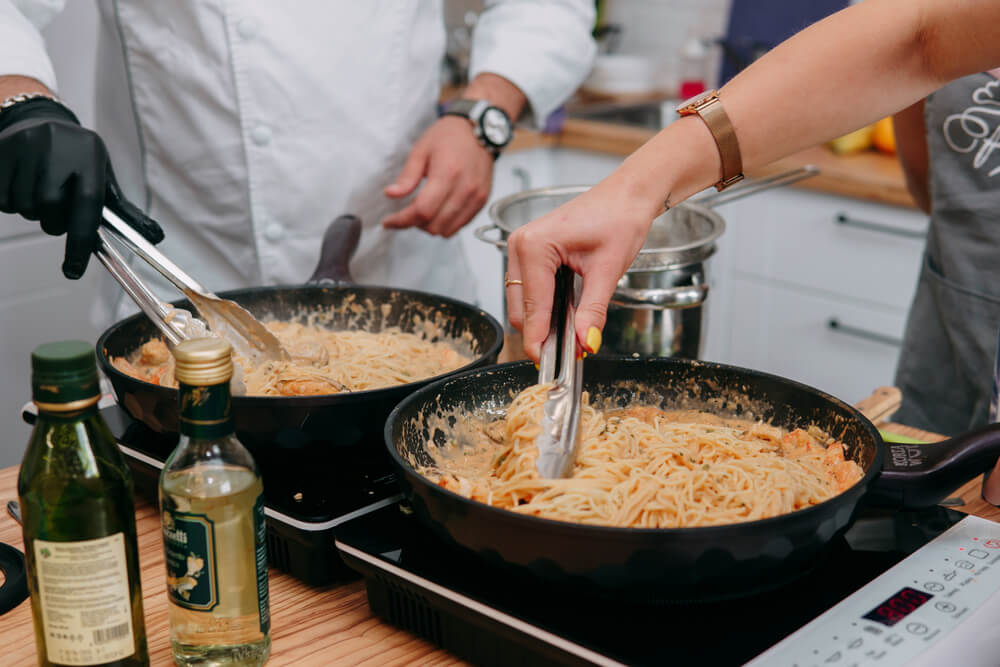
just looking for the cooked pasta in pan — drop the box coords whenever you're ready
[112,320,470,396]
[423,384,863,528]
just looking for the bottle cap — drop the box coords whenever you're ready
[31,341,100,407]
[173,337,233,386]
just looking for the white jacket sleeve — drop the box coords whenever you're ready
[0,0,65,93]
[469,0,596,127]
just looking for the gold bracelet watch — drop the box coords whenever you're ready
[676,90,744,191]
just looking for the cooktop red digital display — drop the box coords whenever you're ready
[861,586,934,626]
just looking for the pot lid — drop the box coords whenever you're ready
[488,185,725,271]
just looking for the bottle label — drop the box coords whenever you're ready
[178,382,233,439]
[253,494,271,634]
[33,534,136,666]
[162,510,219,611]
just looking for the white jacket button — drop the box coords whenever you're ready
[251,125,272,146]
[263,222,285,242]
[237,19,257,40]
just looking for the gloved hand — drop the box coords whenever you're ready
[0,98,163,279]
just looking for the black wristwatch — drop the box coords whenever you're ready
[441,98,513,159]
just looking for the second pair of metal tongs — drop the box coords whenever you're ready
[94,193,290,364]
[534,266,584,479]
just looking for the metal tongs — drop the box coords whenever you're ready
[535,266,584,478]
[94,201,290,364]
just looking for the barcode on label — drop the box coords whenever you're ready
[93,622,129,644]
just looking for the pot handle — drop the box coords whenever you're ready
[693,165,819,208]
[868,422,1000,508]
[610,283,709,309]
[474,223,507,249]
[308,215,361,285]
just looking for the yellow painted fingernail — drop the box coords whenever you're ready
[586,327,602,354]
[534,362,540,370]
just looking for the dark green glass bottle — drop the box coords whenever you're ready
[18,341,149,667]
[159,338,270,666]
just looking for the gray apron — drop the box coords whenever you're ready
[894,73,1000,435]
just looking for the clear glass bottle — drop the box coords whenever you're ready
[678,37,709,100]
[18,341,149,667]
[159,338,270,666]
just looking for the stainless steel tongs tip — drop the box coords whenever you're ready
[534,266,585,479]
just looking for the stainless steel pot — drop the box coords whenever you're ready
[476,166,818,359]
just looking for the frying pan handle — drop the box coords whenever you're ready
[308,215,361,285]
[0,542,28,616]
[869,422,1000,508]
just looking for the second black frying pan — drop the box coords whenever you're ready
[96,216,504,454]
[386,357,1000,601]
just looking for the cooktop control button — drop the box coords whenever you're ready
[905,622,929,635]
[934,601,957,613]
[923,581,945,592]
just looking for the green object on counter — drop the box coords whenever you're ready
[19,340,150,667]
[879,429,928,444]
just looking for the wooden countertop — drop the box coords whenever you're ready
[507,118,918,210]
[1,403,993,665]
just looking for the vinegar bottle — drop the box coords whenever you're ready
[18,341,149,667]
[159,337,270,666]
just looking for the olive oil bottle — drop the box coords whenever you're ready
[18,341,149,667]
[159,338,270,666]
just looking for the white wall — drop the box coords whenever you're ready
[0,2,100,467]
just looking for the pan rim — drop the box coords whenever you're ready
[384,356,884,538]
[95,283,505,405]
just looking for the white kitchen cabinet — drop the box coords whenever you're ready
[726,188,927,309]
[726,276,909,403]
[706,187,929,404]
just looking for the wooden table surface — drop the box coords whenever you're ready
[1,408,996,666]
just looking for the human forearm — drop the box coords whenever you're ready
[462,72,527,122]
[618,0,1000,213]
[505,0,1000,359]
[0,75,53,100]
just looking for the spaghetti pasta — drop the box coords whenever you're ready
[423,384,863,528]
[112,320,470,396]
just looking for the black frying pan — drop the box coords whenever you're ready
[96,216,504,453]
[385,357,1000,601]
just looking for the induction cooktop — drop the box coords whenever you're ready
[334,502,968,667]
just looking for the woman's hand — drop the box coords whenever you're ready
[505,169,662,361]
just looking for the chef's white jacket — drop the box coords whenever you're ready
[0,0,596,322]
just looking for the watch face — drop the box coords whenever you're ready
[480,107,512,147]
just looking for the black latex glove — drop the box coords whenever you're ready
[0,98,164,279]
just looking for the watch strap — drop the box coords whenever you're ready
[679,92,744,191]
[441,98,484,119]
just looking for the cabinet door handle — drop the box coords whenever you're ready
[834,213,926,239]
[827,318,903,347]
[512,167,532,191]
